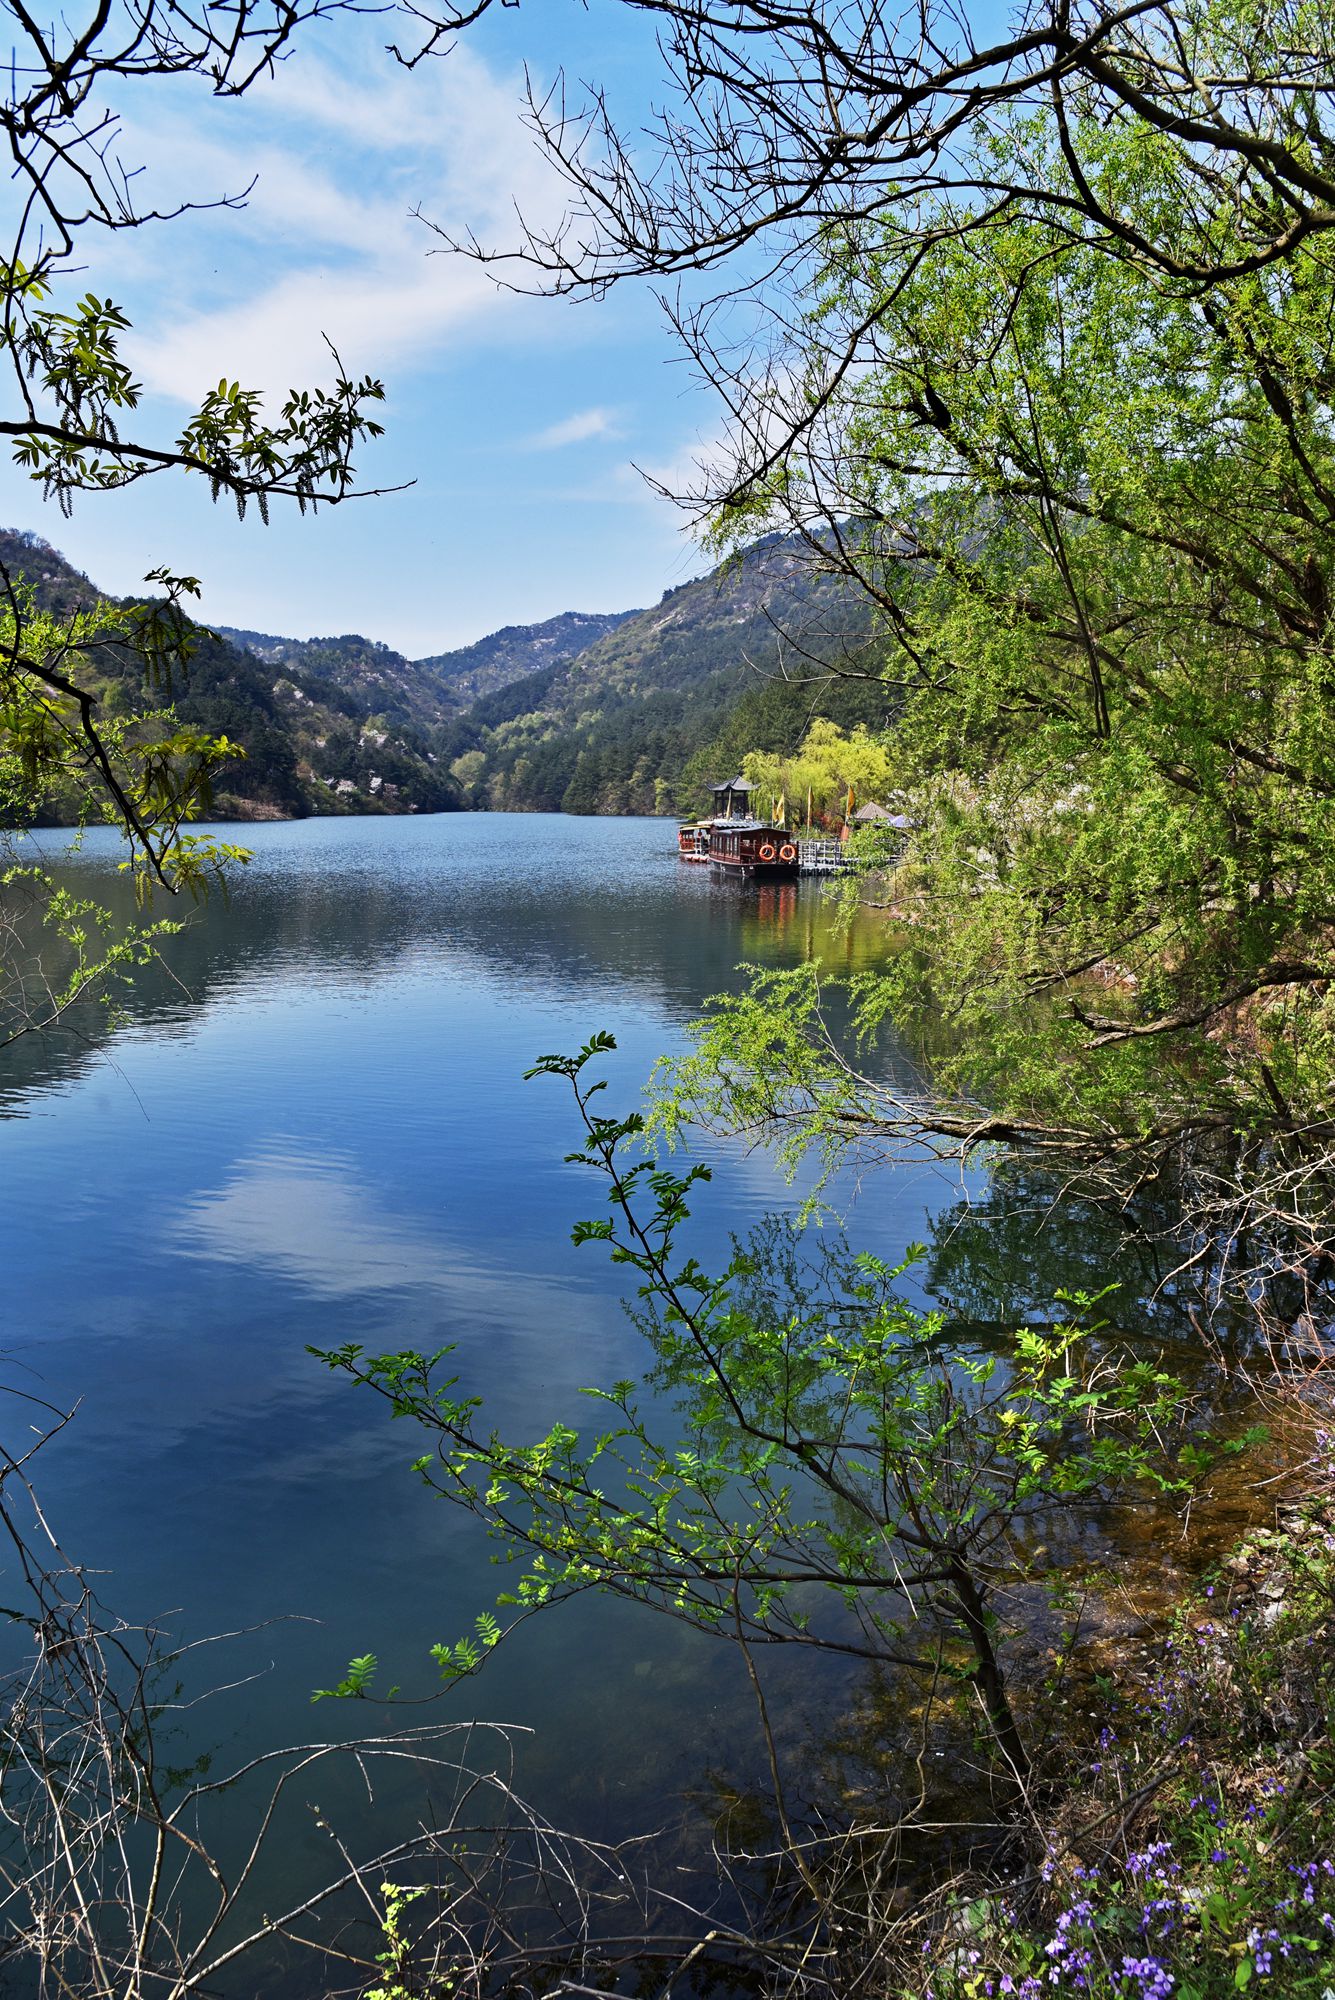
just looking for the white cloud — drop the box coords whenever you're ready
[138,259,528,405]
[114,43,571,405]
[628,364,808,518]
[526,406,626,450]
[171,1143,560,1316]
[166,1144,638,1402]
[171,1146,454,1297]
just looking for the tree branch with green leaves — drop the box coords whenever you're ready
[316,1037,1246,1798]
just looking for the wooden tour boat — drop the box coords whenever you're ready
[677,777,799,879]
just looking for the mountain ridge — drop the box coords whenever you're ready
[414,608,640,703]
[2,527,891,824]
[218,606,639,718]
[0,529,454,820]
[434,535,892,815]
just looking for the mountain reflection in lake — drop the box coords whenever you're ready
[0,813,1232,1979]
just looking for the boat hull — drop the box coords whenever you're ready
[683,809,797,875]
[709,855,799,880]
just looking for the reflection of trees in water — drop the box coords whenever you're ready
[735,876,887,975]
[925,1163,1335,1358]
[1,832,1301,1989]
[682,1197,1283,1824]
[727,1191,1200,1354]
[923,1166,1198,1347]
[631,1203,1251,1842]
[0,843,904,1111]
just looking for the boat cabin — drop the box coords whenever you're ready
[675,774,799,879]
[709,821,799,875]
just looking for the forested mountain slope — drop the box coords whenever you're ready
[1,531,456,820]
[436,537,890,815]
[218,627,461,734]
[220,606,639,738]
[3,528,891,823]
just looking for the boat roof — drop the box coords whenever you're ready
[706,815,783,831]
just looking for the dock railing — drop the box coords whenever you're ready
[796,837,853,875]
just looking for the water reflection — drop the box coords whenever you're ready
[924,1164,1201,1345]
[0,817,913,1111]
[3,818,947,1807]
[0,813,1277,1991]
[173,1145,465,1298]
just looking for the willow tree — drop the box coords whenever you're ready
[386,0,1335,1261]
[641,106,1335,1271]
[413,0,1335,300]
[741,719,898,827]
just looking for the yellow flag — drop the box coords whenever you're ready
[777,790,787,828]
[846,783,855,820]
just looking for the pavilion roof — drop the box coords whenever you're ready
[852,801,911,827]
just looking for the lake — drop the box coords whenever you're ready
[0,811,1203,1980]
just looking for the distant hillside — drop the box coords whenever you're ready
[435,537,894,816]
[3,529,892,825]
[217,628,462,732]
[222,609,636,719]
[2,532,456,820]
[417,609,638,703]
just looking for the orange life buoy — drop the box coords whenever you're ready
[779,843,796,861]
[758,843,776,861]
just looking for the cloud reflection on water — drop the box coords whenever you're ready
[166,1142,630,1416]
[172,1144,464,1299]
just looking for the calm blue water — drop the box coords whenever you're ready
[4,815,982,1841]
[3,811,1225,1994]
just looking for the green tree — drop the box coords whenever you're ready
[421,0,1335,309]
[742,718,897,826]
[394,0,1335,1263]
[318,1038,1221,1796]
[1,0,391,900]
[646,98,1335,1267]
[0,0,392,1032]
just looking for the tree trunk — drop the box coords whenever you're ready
[948,1561,1030,1793]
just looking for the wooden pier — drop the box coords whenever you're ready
[796,838,853,875]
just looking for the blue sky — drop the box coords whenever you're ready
[0,3,728,654]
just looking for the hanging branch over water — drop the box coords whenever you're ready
[5,1383,1000,1998]
[0,1396,662,1995]
[0,2,404,905]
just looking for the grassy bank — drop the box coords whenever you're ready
[910,1414,1335,2000]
